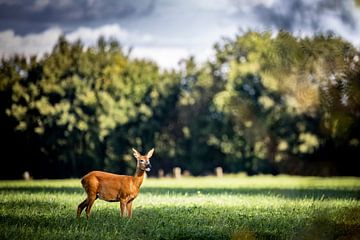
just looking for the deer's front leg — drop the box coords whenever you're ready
[120,201,127,217]
[126,201,133,218]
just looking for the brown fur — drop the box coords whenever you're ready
[77,148,154,219]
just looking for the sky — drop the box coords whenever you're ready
[0,0,360,69]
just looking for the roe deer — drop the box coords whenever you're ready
[77,148,154,219]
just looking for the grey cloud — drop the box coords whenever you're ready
[0,0,155,34]
[231,0,358,32]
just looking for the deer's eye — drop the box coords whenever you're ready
[140,160,145,163]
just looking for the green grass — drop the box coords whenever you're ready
[1,175,360,239]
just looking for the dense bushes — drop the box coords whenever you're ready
[1,32,359,178]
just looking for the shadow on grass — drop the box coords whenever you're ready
[144,186,360,200]
[132,206,360,240]
[1,202,359,240]
[0,186,83,194]
[1,185,360,200]
[0,199,62,210]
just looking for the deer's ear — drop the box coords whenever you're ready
[146,148,155,158]
[132,148,141,159]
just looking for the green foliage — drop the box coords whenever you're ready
[0,36,180,177]
[1,176,360,239]
[210,31,360,175]
[0,31,359,177]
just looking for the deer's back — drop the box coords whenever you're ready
[81,171,135,201]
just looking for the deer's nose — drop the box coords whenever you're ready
[147,163,152,168]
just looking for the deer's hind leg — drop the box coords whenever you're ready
[77,199,88,219]
[85,194,97,220]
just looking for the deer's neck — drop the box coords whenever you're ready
[133,168,145,189]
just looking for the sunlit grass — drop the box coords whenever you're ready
[1,175,360,239]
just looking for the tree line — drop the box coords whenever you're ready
[1,31,359,179]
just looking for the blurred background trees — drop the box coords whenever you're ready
[1,31,359,179]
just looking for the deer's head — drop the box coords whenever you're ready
[132,148,154,172]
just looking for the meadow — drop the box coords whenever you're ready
[1,175,360,239]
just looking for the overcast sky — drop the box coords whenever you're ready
[1,0,360,69]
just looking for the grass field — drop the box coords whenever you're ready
[1,175,360,239]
